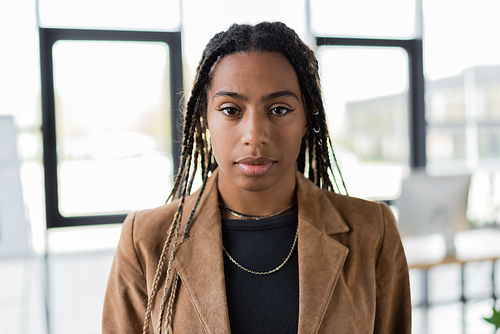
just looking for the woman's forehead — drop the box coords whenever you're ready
[208,51,301,97]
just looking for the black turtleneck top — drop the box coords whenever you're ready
[221,211,299,334]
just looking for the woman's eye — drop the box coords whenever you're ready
[270,106,292,116]
[220,107,240,116]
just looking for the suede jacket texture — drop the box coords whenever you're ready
[103,169,411,334]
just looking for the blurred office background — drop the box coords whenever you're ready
[1,0,500,333]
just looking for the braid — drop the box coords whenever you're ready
[146,21,349,333]
[144,148,193,334]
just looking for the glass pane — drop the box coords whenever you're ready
[38,0,180,31]
[465,299,496,334]
[425,67,500,170]
[53,41,173,216]
[423,0,500,81]
[310,0,416,39]
[464,261,492,300]
[477,76,500,122]
[428,303,462,334]
[427,127,466,163]
[426,80,466,125]
[478,127,500,160]
[317,46,409,200]
[424,0,500,170]
[428,264,462,304]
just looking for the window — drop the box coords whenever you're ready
[40,28,183,228]
[38,0,180,31]
[315,36,425,201]
[309,0,416,39]
[423,0,500,173]
[317,46,410,200]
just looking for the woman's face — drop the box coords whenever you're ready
[206,51,307,196]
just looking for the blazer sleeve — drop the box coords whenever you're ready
[102,212,148,334]
[373,202,412,333]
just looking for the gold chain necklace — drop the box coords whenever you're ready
[219,203,296,220]
[223,225,298,275]
[220,203,299,275]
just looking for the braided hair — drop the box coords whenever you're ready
[142,21,347,333]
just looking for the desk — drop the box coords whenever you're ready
[403,229,500,334]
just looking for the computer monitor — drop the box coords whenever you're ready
[395,171,471,257]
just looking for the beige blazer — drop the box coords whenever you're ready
[103,169,411,333]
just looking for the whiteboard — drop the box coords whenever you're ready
[0,115,31,257]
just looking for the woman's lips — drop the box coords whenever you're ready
[236,157,274,176]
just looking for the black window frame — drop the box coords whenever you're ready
[316,37,426,169]
[39,28,184,228]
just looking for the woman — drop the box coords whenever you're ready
[103,22,411,334]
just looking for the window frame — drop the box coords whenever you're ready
[39,27,183,228]
[316,37,426,169]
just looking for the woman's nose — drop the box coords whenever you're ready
[241,111,269,147]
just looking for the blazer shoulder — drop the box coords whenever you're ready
[133,199,181,233]
[120,199,181,271]
[324,191,392,236]
[325,191,384,217]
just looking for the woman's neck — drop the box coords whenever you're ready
[217,171,297,219]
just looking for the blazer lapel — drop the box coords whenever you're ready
[296,172,350,334]
[172,170,351,334]
[173,170,232,334]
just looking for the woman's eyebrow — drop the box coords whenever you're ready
[212,90,299,102]
[262,91,299,102]
[212,91,248,101]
